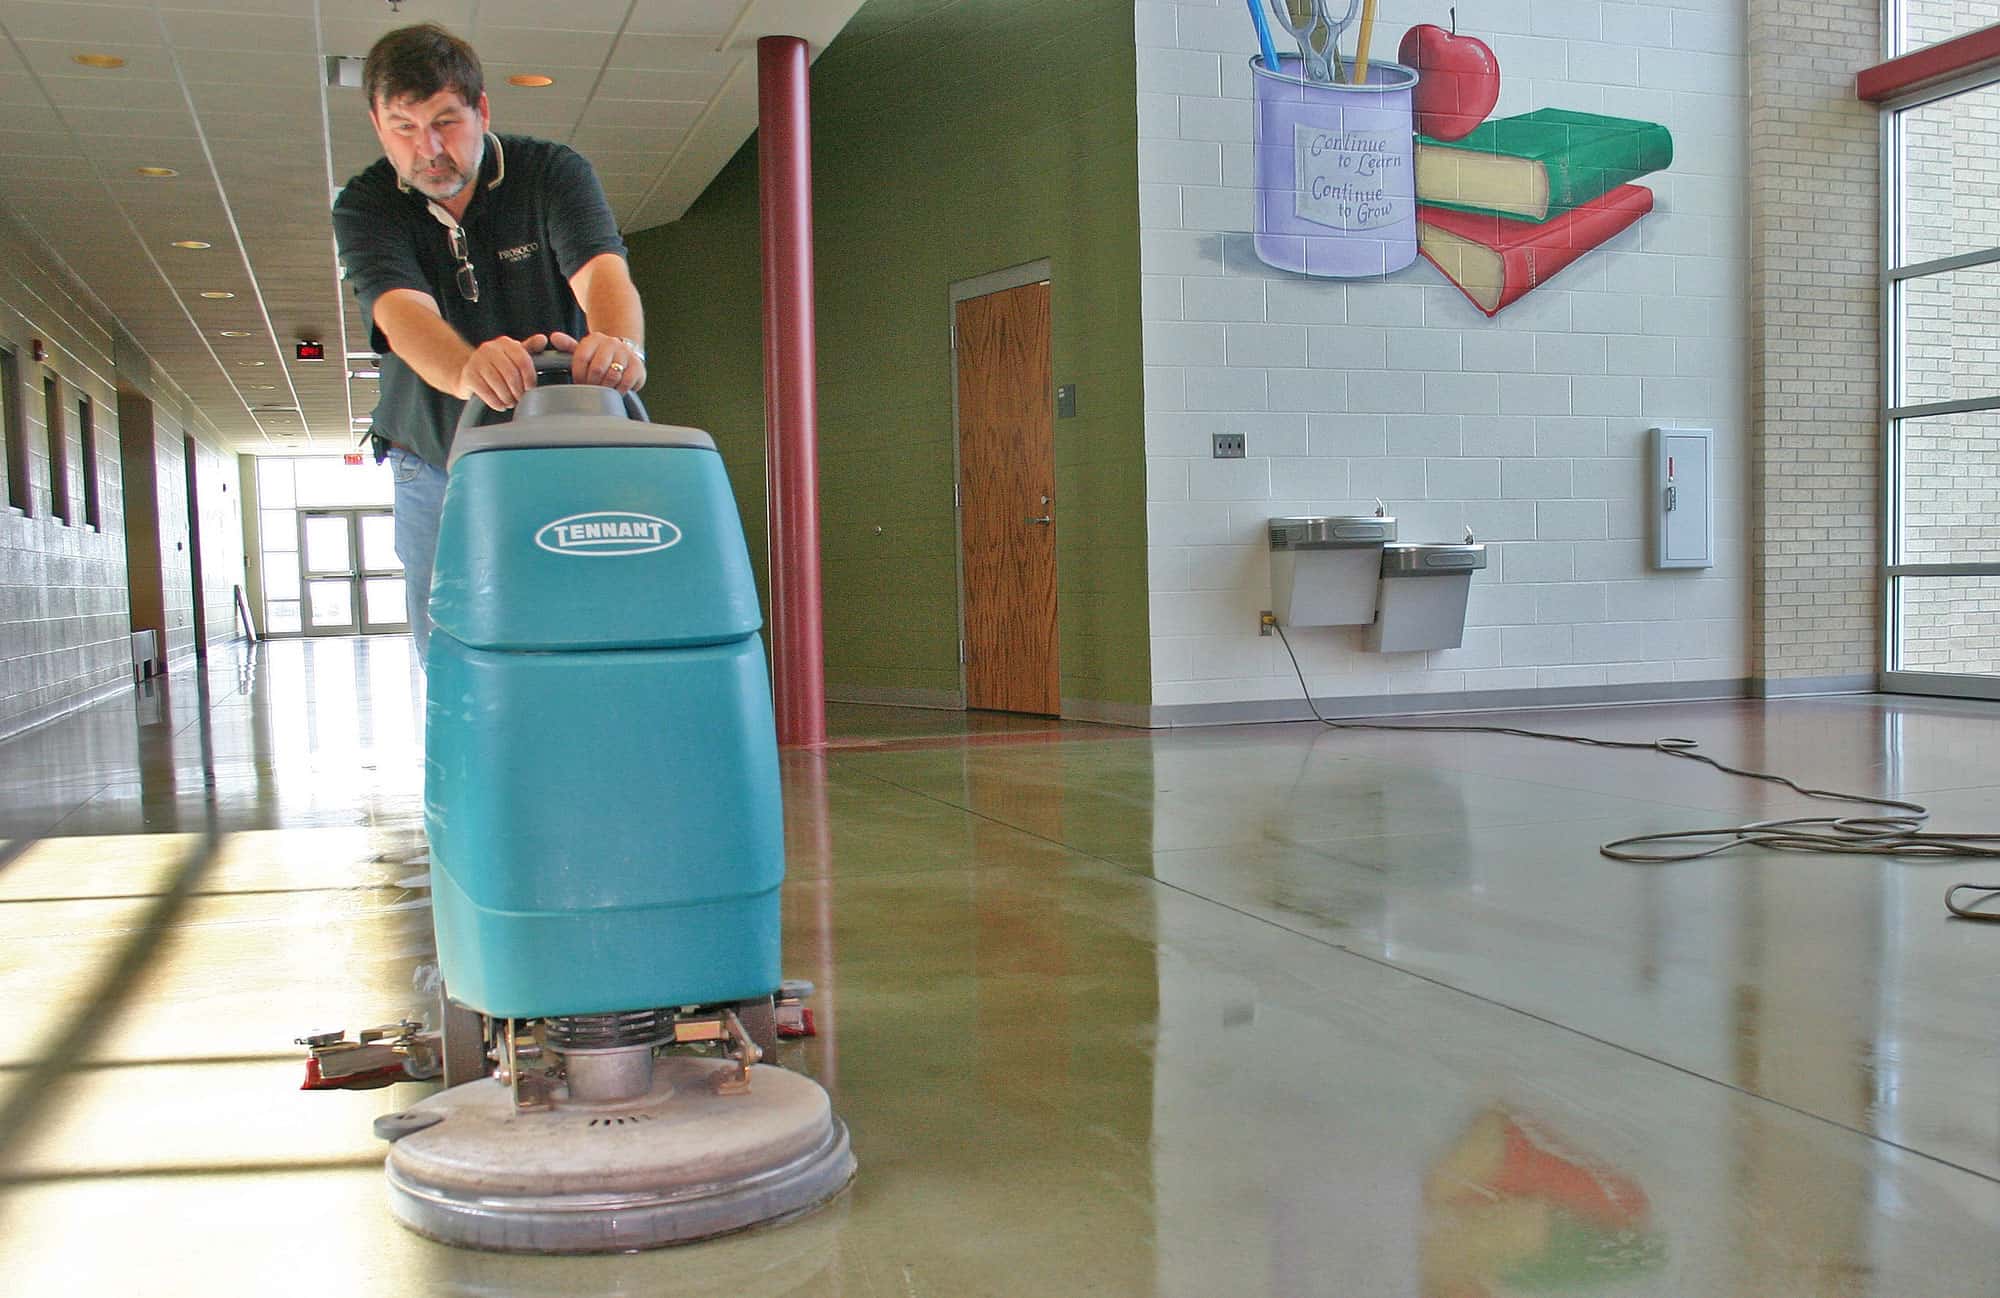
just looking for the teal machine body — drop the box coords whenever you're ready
[424,389,783,1020]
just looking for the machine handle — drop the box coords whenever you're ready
[455,346,649,433]
[1025,515,1052,525]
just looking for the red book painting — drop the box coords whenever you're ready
[1417,183,1654,316]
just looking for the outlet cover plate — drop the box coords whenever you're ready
[1212,433,1245,459]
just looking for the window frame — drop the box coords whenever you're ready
[1879,65,2000,697]
[78,394,100,530]
[42,373,69,525]
[1,345,27,517]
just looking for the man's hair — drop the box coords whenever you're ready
[364,23,483,111]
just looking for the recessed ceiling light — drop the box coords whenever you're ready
[200,291,235,299]
[136,166,177,178]
[73,53,126,70]
[237,360,266,367]
[219,330,252,337]
[172,240,211,250]
[246,384,277,390]
[507,74,554,87]
[349,368,381,380]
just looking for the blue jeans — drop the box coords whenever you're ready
[390,448,449,668]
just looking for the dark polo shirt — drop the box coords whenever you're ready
[332,133,626,467]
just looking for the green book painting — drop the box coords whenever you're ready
[1414,107,1674,223]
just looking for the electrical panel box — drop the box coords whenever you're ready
[1652,427,1713,570]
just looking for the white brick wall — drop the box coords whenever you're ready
[1745,0,1881,683]
[1137,0,1750,708]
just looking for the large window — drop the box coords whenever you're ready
[1898,2,2000,56]
[43,375,68,525]
[0,346,25,515]
[78,396,100,530]
[1885,65,2000,693]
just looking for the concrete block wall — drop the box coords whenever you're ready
[1137,0,1751,717]
[0,209,132,738]
[0,205,240,739]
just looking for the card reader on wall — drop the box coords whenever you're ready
[1652,427,1713,569]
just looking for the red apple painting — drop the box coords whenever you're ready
[1398,16,1499,141]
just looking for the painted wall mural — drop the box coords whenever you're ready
[1250,7,1675,314]
[1138,0,1750,715]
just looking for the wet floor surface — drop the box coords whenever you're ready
[2,637,1998,1295]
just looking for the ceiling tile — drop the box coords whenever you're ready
[623,1,740,38]
[36,71,189,109]
[0,2,156,46]
[607,34,737,72]
[174,46,313,86]
[592,66,730,100]
[0,128,76,156]
[568,148,662,178]
[470,0,633,34]
[580,98,704,130]
[161,9,315,54]
[187,81,319,116]
[569,124,688,156]
[0,100,60,131]
[10,38,171,81]
[61,106,199,139]
[469,25,617,69]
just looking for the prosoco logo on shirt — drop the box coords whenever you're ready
[534,511,681,557]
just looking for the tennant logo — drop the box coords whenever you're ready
[535,511,681,557]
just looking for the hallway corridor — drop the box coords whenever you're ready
[1,637,1997,1295]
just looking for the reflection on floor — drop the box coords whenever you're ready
[2,636,1997,1295]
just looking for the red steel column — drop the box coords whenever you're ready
[757,36,826,748]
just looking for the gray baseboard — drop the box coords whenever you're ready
[0,673,137,745]
[1147,677,1751,728]
[1058,697,1152,728]
[1747,673,1877,699]
[825,683,965,711]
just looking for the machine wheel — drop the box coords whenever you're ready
[735,996,781,1068]
[438,983,491,1087]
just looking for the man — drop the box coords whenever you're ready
[332,23,646,662]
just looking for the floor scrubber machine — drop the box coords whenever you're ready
[371,355,853,1252]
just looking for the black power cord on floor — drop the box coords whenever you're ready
[1268,619,2000,921]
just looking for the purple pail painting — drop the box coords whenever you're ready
[1252,55,1419,279]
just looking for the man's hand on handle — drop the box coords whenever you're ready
[456,333,550,411]
[552,331,645,394]
[454,331,643,411]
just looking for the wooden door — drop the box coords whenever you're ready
[955,282,1059,715]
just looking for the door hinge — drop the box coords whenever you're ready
[958,638,966,665]
[953,483,960,511]
[949,322,957,352]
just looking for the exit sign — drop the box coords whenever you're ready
[296,340,326,361]
[343,452,364,466]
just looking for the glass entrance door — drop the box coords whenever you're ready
[299,508,407,636]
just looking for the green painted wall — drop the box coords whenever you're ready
[626,0,1150,712]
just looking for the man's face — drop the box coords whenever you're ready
[369,89,490,204]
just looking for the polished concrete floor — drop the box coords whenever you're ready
[2,637,1998,1295]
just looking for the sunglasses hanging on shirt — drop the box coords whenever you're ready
[426,201,479,303]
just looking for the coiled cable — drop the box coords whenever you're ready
[1270,620,2000,920]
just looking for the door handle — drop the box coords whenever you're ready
[1024,515,1052,525]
